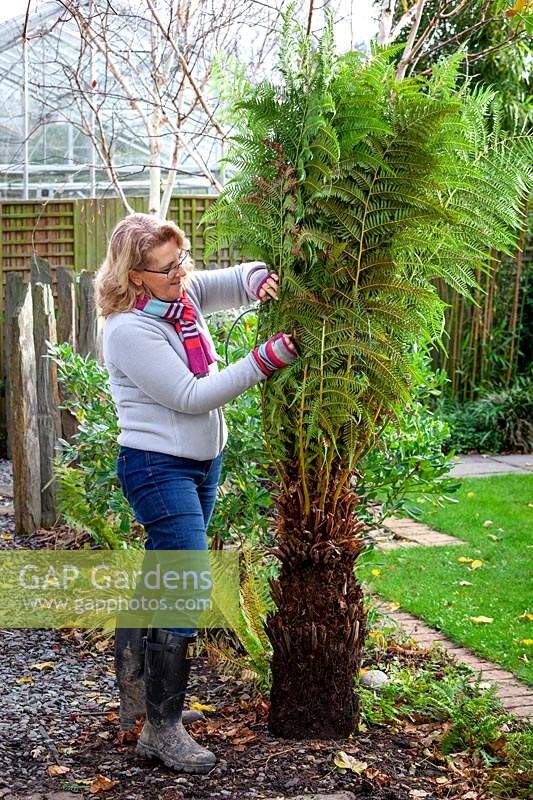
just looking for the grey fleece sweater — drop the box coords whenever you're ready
[103,262,268,460]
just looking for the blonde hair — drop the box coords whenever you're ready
[95,212,193,317]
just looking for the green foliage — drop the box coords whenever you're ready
[203,9,533,501]
[357,346,460,523]
[440,684,508,757]
[358,640,533,796]
[48,342,137,549]
[210,307,460,532]
[358,659,510,758]
[206,310,277,549]
[488,729,533,799]
[378,0,533,129]
[439,375,533,453]
[206,541,275,691]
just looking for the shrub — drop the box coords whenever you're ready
[48,342,136,549]
[206,308,277,550]
[439,375,533,454]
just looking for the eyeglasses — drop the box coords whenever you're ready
[141,250,192,279]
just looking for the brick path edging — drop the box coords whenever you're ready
[374,599,533,721]
[376,517,465,550]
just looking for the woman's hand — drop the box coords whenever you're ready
[281,332,297,354]
[258,272,279,302]
[251,330,299,377]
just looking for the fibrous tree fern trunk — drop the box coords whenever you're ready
[203,9,533,739]
[267,463,366,737]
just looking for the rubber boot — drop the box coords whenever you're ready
[114,627,204,729]
[136,628,216,773]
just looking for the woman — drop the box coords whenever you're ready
[95,212,297,774]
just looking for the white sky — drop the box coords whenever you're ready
[0,0,379,43]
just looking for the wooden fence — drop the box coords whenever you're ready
[432,202,532,401]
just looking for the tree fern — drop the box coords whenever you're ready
[203,8,532,738]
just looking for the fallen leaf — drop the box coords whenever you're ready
[459,580,473,586]
[334,750,369,773]
[116,729,139,746]
[469,560,483,570]
[483,520,493,527]
[47,765,70,776]
[488,534,503,541]
[89,774,119,794]
[435,776,449,784]
[384,601,400,612]
[521,639,533,646]
[466,491,475,498]
[470,615,494,624]
[81,680,97,687]
[16,676,33,684]
[0,533,13,540]
[458,556,473,563]
[518,612,533,621]
[371,569,381,577]
[231,729,256,745]
[29,662,55,671]
[365,767,392,785]
[410,791,429,798]
[190,702,216,712]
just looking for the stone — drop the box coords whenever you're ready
[45,794,82,800]
[359,669,389,690]
[284,777,299,789]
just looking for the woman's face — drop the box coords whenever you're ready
[129,238,190,302]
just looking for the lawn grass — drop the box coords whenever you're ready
[357,473,533,685]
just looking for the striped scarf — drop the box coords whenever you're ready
[134,290,216,377]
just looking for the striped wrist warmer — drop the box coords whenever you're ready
[252,333,296,376]
[246,265,271,299]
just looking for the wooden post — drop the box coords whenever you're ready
[96,314,105,365]
[30,253,52,285]
[55,267,78,443]
[7,275,41,533]
[78,270,97,358]
[32,277,62,529]
[56,267,77,349]
[3,273,25,460]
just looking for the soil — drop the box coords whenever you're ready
[0,625,490,800]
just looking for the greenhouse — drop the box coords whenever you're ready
[0,0,225,200]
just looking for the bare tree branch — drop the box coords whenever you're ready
[395,0,427,81]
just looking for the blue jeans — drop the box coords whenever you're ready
[117,445,224,636]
